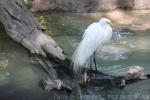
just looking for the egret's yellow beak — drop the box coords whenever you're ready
[108,22,118,28]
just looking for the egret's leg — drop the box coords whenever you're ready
[97,45,104,68]
[90,55,93,70]
[93,51,97,72]
[98,51,102,68]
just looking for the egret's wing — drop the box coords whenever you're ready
[83,23,97,38]
[72,23,105,71]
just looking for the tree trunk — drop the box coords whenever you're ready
[0,0,66,61]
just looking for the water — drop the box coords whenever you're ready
[1,12,150,100]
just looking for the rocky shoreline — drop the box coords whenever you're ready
[32,0,150,12]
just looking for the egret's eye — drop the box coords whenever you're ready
[106,22,110,24]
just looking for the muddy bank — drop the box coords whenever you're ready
[32,0,150,12]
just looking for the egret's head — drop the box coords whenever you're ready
[99,18,118,28]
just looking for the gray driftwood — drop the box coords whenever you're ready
[0,0,66,60]
[0,1,72,92]
[40,78,72,92]
[80,66,149,88]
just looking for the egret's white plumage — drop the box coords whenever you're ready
[72,18,113,72]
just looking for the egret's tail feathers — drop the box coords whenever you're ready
[72,38,98,72]
[72,49,84,72]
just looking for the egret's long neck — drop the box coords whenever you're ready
[99,22,112,33]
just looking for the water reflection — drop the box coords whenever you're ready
[0,12,150,100]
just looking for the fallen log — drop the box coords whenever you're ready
[0,0,73,93]
[40,78,72,93]
[79,66,150,89]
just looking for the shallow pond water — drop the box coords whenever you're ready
[0,12,150,100]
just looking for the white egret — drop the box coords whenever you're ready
[72,18,118,72]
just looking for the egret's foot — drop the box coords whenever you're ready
[79,80,87,88]
[120,78,126,88]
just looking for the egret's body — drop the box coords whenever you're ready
[72,18,114,72]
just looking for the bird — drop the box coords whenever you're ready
[72,18,118,73]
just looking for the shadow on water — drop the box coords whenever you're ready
[1,12,150,100]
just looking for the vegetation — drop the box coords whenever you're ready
[25,0,33,11]
[37,16,54,35]
[0,60,8,69]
